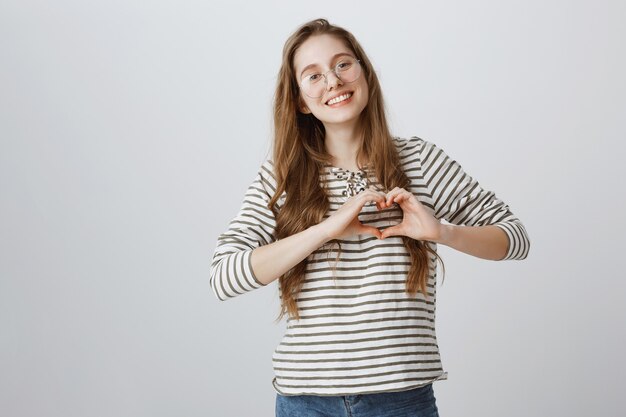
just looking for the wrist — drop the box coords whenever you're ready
[310,223,332,245]
[436,223,456,246]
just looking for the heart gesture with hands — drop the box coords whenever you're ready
[319,186,444,243]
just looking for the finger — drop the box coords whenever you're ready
[368,185,387,207]
[391,192,410,205]
[365,188,384,208]
[377,195,390,209]
[360,189,386,206]
[384,187,406,205]
[389,190,416,207]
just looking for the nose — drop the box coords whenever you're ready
[325,70,343,90]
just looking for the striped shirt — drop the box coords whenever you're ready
[209,136,530,396]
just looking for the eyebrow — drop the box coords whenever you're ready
[299,52,355,78]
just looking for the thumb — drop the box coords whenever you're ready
[381,224,403,239]
[358,225,382,239]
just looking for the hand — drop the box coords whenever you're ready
[380,187,443,242]
[319,187,387,241]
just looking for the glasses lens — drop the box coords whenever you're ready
[336,57,360,83]
[300,57,361,98]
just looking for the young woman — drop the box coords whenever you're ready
[210,18,530,417]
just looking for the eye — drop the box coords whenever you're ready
[337,60,353,70]
[307,73,322,82]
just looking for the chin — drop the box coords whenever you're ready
[328,106,367,124]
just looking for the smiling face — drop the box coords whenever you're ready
[293,34,369,129]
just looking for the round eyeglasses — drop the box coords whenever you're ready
[299,56,362,99]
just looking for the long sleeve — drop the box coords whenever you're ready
[417,137,530,260]
[209,160,278,301]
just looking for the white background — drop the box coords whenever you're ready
[1,1,624,416]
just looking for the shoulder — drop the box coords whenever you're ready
[259,159,276,179]
[391,135,434,162]
[255,159,278,194]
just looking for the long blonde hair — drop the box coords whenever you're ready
[269,18,445,322]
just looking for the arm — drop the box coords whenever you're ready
[436,224,509,261]
[209,160,287,301]
[250,223,328,285]
[418,137,530,260]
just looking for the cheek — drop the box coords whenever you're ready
[302,94,319,107]
[360,81,369,98]
[358,86,369,106]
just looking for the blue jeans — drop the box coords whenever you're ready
[275,383,440,417]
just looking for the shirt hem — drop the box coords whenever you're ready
[272,370,448,397]
[246,249,267,287]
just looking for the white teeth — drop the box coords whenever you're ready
[327,92,352,105]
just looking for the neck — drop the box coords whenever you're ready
[324,123,366,169]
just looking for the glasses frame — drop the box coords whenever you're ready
[298,57,363,99]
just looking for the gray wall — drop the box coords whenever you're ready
[1,1,624,416]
